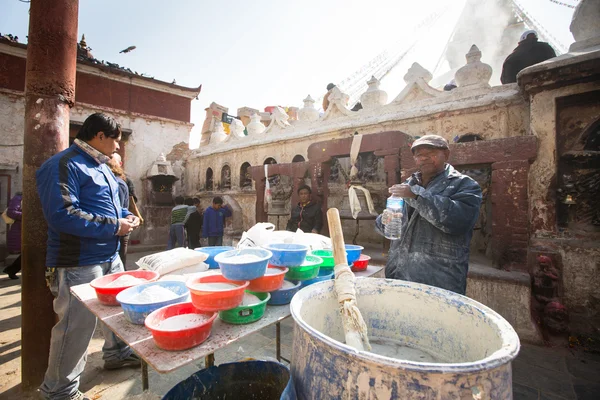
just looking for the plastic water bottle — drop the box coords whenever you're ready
[384,196,404,240]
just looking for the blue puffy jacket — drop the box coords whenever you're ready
[376,164,482,294]
[36,144,130,267]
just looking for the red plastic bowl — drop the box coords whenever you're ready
[244,266,288,292]
[186,274,249,312]
[90,270,159,306]
[351,254,371,272]
[145,302,217,351]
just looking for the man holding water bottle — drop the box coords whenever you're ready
[376,135,482,295]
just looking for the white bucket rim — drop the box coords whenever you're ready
[290,277,520,374]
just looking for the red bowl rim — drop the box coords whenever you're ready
[358,254,372,261]
[90,270,159,290]
[145,304,218,333]
[186,273,249,293]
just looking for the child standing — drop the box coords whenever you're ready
[202,197,232,246]
[185,198,203,249]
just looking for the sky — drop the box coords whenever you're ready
[1,0,576,133]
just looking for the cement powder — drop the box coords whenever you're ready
[280,281,297,289]
[241,293,261,306]
[367,337,446,363]
[224,254,263,263]
[128,286,179,304]
[190,282,240,291]
[158,314,209,331]
[264,269,281,275]
[106,275,147,288]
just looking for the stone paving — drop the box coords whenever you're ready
[1,251,599,399]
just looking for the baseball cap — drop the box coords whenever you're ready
[519,30,538,42]
[411,135,449,153]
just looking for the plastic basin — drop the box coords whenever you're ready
[116,281,189,325]
[219,291,271,324]
[345,244,364,264]
[244,266,288,292]
[268,280,302,305]
[351,254,371,272]
[145,302,217,351]
[186,274,249,312]
[284,255,322,281]
[310,249,347,269]
[90,270,159,306]
[263,243,309,267]
[195,246,234,269]
[215,248,272,281]
[162,360,296,399]
[299,269,334,288]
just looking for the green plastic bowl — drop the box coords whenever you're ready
[218,291,271,325]
[284,255,322,281]
[311,250,335,268]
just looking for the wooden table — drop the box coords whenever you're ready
[70,265,383,391]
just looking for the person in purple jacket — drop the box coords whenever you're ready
[202,196,232,246]
[2,192,22,279]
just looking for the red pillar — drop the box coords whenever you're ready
[21,0,79,390]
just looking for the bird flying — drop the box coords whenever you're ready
[119,46,136,54]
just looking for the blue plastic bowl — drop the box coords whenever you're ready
[298,269,334,288]
[263,243,309,267]
[195,246,235,269]
[116,281,189,325]
[215,248,273,281]
[267,280,302,305]
[345,244,364,264]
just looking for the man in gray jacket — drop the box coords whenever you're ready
[376,135,482,294]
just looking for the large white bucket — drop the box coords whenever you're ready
[290,278,520,399]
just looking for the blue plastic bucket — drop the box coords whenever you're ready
[298,269,334,288]
[196,246,235,269]
[268,280,302,305]
[263,243,309,267]
[116,281,189,325]
[215,248,273,281]
[344,244,364,264]
[163,360,296,399]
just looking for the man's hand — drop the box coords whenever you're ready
[389,184,417,199]
[117,218,135,236]
[126,215,141,229]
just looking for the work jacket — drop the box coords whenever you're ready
[376,164,482,294]
[36,142,130,267]
[202,206,232,237]
[286,201,323,233]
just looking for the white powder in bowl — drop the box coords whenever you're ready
[158,314,209,331]
[280,281,297,290]
[264,268,282,276]
[241,293,261,306]
[190,282,239,292]
[224,254,263,263]
[106,275,147,288]
[128,286,179,304]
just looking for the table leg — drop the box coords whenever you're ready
[141,360,149,391]
[205,353,215,367]
[276,321,291,364]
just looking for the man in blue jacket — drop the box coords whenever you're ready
[202,196,232,246]
[376,135,482,295]
[37,113,141,400]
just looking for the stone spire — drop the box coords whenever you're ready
[360,76,388,109]
[454,45,492,89]
[247,113,266,135]
[569,0,600,52]
[298,95,320,122]
[403,62,433,84]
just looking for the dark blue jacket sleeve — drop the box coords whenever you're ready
[404,177,482,235]
[37,161,120,239]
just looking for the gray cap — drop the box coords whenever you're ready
[411,135,449,152]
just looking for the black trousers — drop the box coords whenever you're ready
[207,236,223,246]
[3,254,21,275]
[188,233,201,249]
[119,233,130,270]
